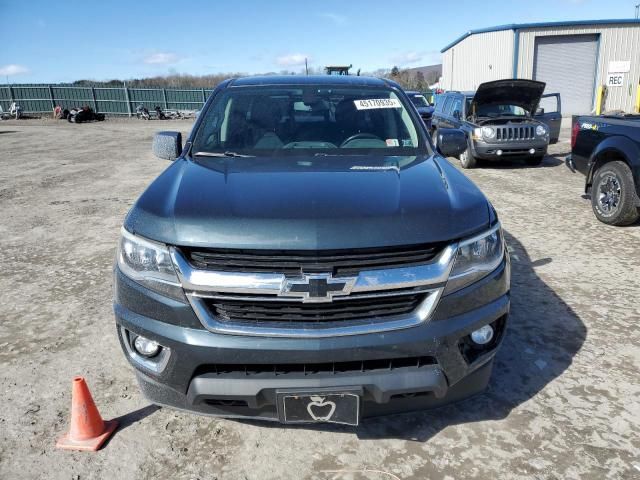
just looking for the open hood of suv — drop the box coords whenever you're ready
[471,79,546,115]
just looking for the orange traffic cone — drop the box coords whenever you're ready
[56,376,118,451]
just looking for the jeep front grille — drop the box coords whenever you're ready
[495,125,535,141]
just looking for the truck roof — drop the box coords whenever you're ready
[230,75,390,88]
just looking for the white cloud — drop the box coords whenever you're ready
[318,13,347,25]
[390,51,424,66]
[275,53,310,67]
[143,52,180,65]
[0,64,30,76]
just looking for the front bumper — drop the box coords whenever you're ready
[471,138,548,160]
[114,256,510,421]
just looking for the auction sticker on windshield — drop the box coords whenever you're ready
[354,98,402,110]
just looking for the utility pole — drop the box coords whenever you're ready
[305,58,309,75]
[636,3,640,19]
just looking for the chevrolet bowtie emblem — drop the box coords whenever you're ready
[280,273,357,303]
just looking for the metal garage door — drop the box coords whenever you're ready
[533,35,598,116]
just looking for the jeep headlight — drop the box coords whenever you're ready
[536,125,547,136]
[472,127,483,140]
[445,224,504,294]
[117,228,184,300]
[481,126,496,139]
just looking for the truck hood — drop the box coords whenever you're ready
[471,79,546,115]
[125,155,491,250]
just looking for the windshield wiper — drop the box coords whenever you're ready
[193,151,255,158]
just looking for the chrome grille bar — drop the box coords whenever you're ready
[169,244,457,337]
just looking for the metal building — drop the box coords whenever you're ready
[440,19,640,116]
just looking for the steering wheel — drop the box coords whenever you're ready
[340,133,381,148]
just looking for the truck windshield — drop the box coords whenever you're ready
[476,104,528,118]
[192,85,425,156]
[409,94,429,108]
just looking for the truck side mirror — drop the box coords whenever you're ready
[152,131,182,160]
[437,129,467,157]
[536,107,545,115]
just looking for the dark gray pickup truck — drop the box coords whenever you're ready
[567,114,640,226]
[114,75,510,426]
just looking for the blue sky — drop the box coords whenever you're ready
[0,0,637,83]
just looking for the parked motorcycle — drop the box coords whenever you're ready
[154,105,167,120]
[67,106,104,123]
[136,104,150,120]
[9,102,23,119]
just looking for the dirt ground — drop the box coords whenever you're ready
[0,118,638,480]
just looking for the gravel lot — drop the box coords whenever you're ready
[1,119,638,480]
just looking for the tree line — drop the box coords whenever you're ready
[71,66,440,91]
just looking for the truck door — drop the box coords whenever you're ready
[535,93,562,144]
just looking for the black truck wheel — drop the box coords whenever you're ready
[459,148,477,169]
[591,161,639,226]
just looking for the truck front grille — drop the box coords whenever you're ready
[183,243,445,275]
[495,125,535,141]
[205,291,425,324]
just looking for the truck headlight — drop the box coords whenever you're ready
[536,125,547,136]
[117,227,184,300]
[445,224,504,294]
[482,126,496,139]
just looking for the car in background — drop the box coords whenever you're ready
[567,114,640,225]
[431,80,560,168]
[405,90,434,129]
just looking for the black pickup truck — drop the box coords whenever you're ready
[567,114,640,225]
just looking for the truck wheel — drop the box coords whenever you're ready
[459,148,477,169]
[525,155,544,166]
[591,161,640,226]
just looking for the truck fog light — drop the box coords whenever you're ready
[529,148,536,154]
[470,325,494,345]
[496,149,503,156]
[133,335,161,357]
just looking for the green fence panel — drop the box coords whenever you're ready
[0,86,11,111]
[94,88,128,114]
[129,88,165,111]
[51,86,94,111]
[2,84,213,115]
[165,89,206,110]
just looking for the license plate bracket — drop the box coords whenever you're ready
[277,387,362,426]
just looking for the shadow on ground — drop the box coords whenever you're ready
[478,154,563,169]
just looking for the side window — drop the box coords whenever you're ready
[538,95,559,114]
[442,96,453,115]
[450,97,462,118]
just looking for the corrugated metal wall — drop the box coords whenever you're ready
[517,24,640,112]
[0,85,213,115]
[441,29,514,91]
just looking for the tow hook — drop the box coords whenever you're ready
[565,155,576,173]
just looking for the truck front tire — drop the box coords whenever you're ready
[459,148,477,169]
[591,161,639,226]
